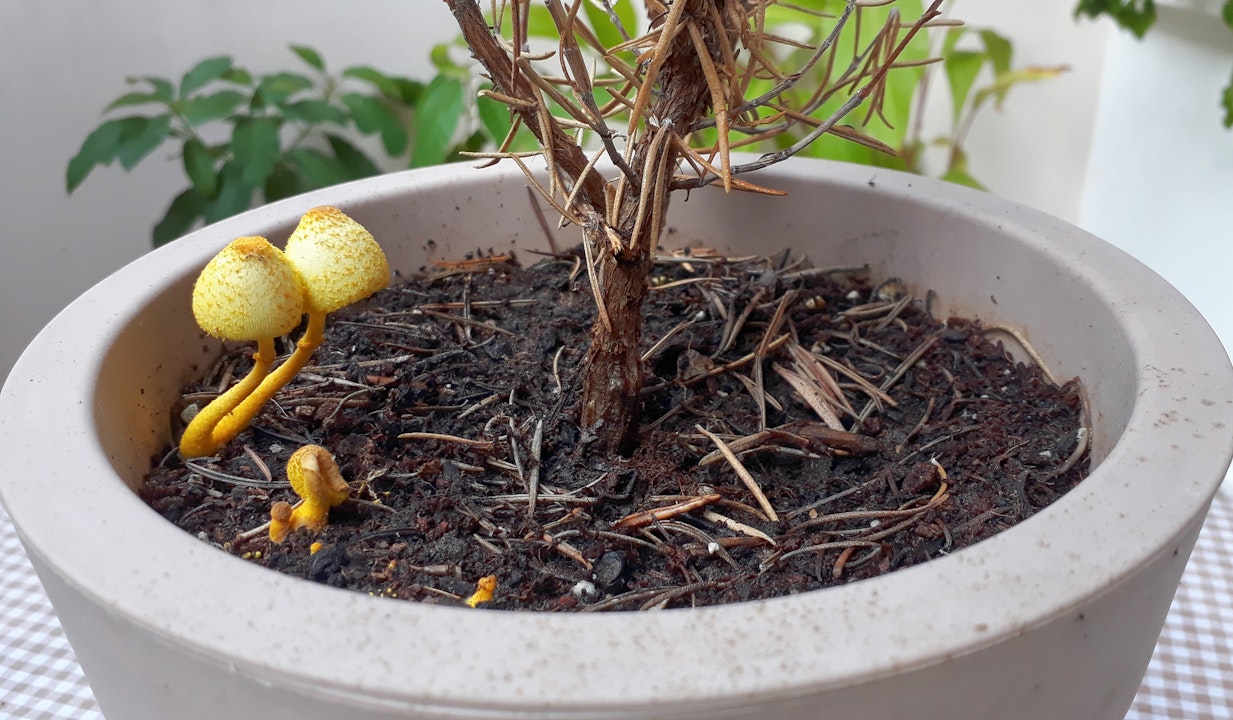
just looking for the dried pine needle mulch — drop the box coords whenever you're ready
[142,247,1089,612]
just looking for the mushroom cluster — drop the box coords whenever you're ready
[180,206,389,458]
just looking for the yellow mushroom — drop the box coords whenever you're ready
[465,575,497,608]
[225,207,390,432]
[268,501,295,544]
[268,444,351,543]
[179,237,305,458]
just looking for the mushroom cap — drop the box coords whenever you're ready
[287,444,351,509]
[283,206,390,314]
[192,236,305,341]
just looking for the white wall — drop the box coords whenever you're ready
[1,1,1103,384]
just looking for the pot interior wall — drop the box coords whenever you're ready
[94,164,1134,500]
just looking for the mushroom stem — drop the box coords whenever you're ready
[211,311,328,450]
[180,338,277,458]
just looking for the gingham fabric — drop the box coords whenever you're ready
[2,497,1231,719]
[0,506,100,720]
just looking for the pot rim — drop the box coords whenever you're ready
[3,158,1231,715]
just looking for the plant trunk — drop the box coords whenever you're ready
[445,0,738,453]
[578,225,654,453]
[579,0,732,452]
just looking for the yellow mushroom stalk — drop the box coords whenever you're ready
[179,237,304,458]
[268,445,351,543]
[226,206,390,434]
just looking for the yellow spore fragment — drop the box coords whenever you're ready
[465,575,497,608]
[309,542,324,555]
[267,445,351,543]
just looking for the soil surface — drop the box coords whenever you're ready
[143,247,1089,612]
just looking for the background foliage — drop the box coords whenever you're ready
[1074,0,1233,126]
[67,46,518,245]
[498,0,1062,190]
[69,4,1059,245]
[730,0,1064,189]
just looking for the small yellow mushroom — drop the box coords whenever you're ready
[179,237,305,458]
[225,207,390,434]
[465,575,497,608]
[268,500,295,544]
[268,445,351,544]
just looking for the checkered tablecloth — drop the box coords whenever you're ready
[3,496,1231,719]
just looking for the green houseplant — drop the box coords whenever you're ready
[65,45,521,245]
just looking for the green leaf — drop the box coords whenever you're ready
[412,76,464,168]
[342,66,403,100]
[392,77,423,106]
[104,91,167,113]
[285,147,353,188]
[253,72,314,108]
[940,169,986,190]
[203,163,255,224]
[326,134,381,179]
[584,1,635,52]
[180,89,247,125]
[428,44,470,81]
[1074,0,1157,38]
[131,76,175,101]
[153,188,206,246]
[944,49,985,124]
[798,131,878,166]
[280,99,349,125]
[341,93,408,155]
[66,118,134,191]
[182,138,218,197]
[222,67,253,86]
[453,129,487,156]
[180,56,234,98]
[117,114,172,170]
[528,7,558,38]
[941,24,966,56]
[1224,0,1233,29]
[940,146,986,190]
[285,147,352,187]
[230,117,282,186]
[973,66,1069,112]
[1222,68,1233,128]
[290,45,325,72]
[477,89,513,145]
[978,30,1014,78]
[263,161,305,202]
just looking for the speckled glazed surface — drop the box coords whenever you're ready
[2,159,1230,719]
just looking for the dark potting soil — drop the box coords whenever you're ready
[142,247,1089,612]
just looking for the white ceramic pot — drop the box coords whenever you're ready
[2,159,1230,720]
